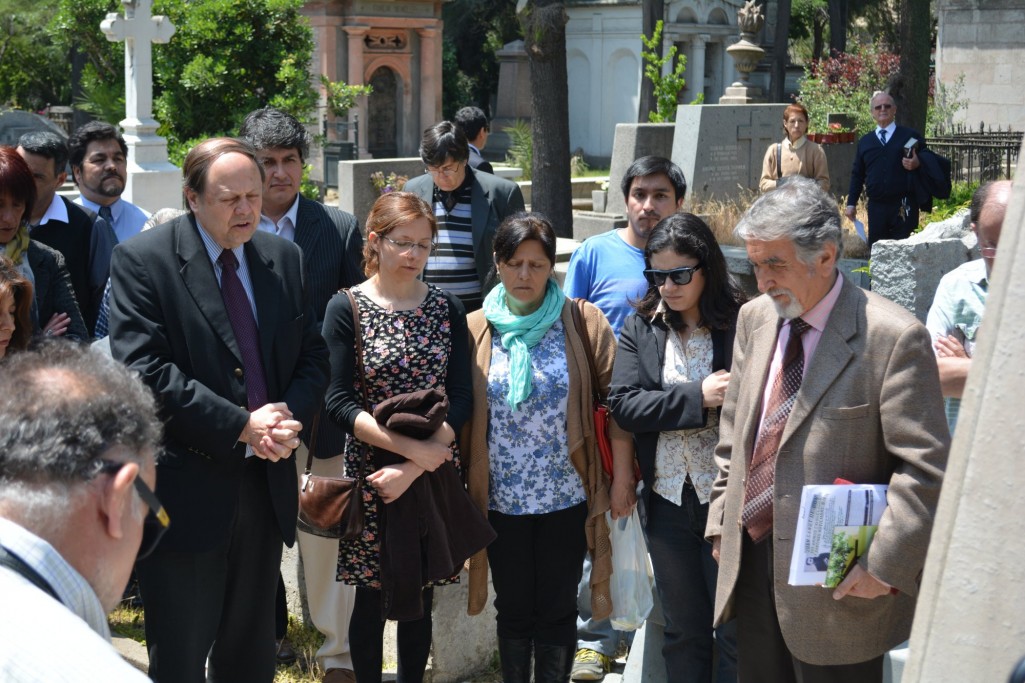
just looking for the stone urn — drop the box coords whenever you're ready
[720,0,766,104]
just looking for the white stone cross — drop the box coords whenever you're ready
[100,0,175,132]
[96,0,181,215]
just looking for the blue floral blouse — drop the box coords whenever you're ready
[486,319,586,515]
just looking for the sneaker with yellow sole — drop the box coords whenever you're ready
[571,648,610,681]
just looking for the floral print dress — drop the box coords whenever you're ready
[336,284,461,589]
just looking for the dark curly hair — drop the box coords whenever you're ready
[633,213,746,331]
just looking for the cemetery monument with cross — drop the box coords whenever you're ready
[100,0,181,213]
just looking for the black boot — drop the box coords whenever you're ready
[498,637,532,683]
[533,643,574,683]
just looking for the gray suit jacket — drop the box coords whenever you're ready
[404,167,525,293]
[706,275,949,665]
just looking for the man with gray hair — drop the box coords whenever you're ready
[0,342,165,681]
[705,176,949,682]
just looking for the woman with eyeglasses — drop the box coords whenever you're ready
[323,191,472,683]
[609,213,746,683]
[759,103,830,193]
[462,212,631,683]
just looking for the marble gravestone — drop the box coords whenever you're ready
[671,104,788,205]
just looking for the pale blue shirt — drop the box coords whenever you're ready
[76,196,150,243]
[925,258,988,434]
[258,194,299,243]
[0,518,149,682]
[195,220,257,322]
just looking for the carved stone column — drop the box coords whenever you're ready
[416,27,441,133]
[344,25,369,156]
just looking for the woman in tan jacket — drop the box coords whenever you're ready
[759,103,830,193]
[462,213,629,683]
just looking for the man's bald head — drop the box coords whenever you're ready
[970,180,1012,275]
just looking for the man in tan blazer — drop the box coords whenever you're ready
[706,176,949,682]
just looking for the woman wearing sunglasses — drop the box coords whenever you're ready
[609,213,745,683]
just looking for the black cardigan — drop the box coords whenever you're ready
[608,312,735,519]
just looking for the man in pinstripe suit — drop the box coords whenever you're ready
[241,107,364,683]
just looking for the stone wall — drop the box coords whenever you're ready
[935,0,1025,132]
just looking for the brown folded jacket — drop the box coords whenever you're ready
[373,388,497,621]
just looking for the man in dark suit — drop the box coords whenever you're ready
[845,91,925,245]
[404,121,524,311]
[240,106,363,683]
[18,131,117,336]
[707,177,949,683]
[454,106,494,174]
[109,137,330,683]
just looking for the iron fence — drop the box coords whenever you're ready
[927,123,1022,185]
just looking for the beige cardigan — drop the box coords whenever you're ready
[759,136,831,193]
[461,298,625,620]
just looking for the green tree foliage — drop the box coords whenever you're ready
[797,39,899,134]
[789,0,829,64]
[53,0,318,164]
[0,0,70,110]
[441,0,520,117]
[640,20,687,123]
[152,0,317,162]
[50,0,123,121]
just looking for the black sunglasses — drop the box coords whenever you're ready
[643,265,701,287]
[97,460,170,561]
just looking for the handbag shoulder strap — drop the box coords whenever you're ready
[777,142,783,179]
[344,288,371,482]
[304,289,371,479]
[569,298,605,403]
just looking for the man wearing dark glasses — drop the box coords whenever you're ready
[0,342,164,681]
[845,90,925,245]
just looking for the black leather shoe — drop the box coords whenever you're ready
[275,638,297,665]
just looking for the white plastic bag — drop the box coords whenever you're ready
[606,509,654,631]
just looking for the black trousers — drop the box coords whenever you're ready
[137,458,283,683]
[349,586,434,683]
[867,198,918,246]
[487,502,588,646]
[735,534,884,683]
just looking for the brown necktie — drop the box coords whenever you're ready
[742,317,810,543]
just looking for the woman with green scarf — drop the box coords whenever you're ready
[0,146,86,340]
[461,213,631,683]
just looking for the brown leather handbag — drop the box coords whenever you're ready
[297,289,372,541]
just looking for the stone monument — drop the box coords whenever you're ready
[100,0,181,213]
[902,148,1025,682]
[719,1,766,105]
[671,103,787,204]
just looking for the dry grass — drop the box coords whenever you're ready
[689,190,870,261]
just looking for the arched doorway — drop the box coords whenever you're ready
[367,67,399,158]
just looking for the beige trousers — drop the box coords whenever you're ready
[295,446,355,672]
